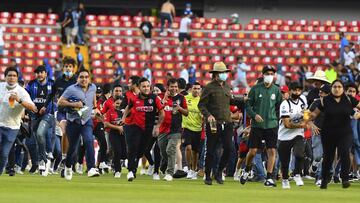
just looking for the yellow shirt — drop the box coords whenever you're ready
[182,94,202,132]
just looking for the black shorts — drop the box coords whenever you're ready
[182,128,201,152]
[179,32,191,42]
[248,127,278,149]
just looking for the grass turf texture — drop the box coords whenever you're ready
[1,174,360,203]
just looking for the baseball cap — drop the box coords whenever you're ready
[35,65,46,73]
[96,86,103,94]
[319,84,331,94]
[262,65,276,74]
[280,85,289,93]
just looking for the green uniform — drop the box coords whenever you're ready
[182,94,202,132]
[245,82,282,129]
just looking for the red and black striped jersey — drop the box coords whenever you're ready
[159,94,188,134]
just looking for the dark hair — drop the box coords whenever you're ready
[331,79,345,88]
[114,96,123,101]
[129,76,141,86]
[63,56,76,65]
[138,77,150,86]
[177,78,186,89]
[75,47,80,51]
[103,83,112,94]
[154,83,166,93]
[346,83,358,93]
[112,84,123,90]
[4,66,18,77]
[167,78,178,86]
[193,82,201,86]
[77,68,90,75]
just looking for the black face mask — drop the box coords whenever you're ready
[291,94,301,100]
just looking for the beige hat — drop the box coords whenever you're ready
[209,62,231,73]
[306,70,330,83]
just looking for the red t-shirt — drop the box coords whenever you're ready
[129,94,163,130]
[120,91,138,125]
[101,97,115,114]
[159,94,188,134]
[104,108,123,135]
[93,95,107,128]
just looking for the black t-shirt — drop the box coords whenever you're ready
[306,88,319,107]
[309,99,324,128]
[139,21,153,38]
[33,84,49,110]
[318,95,358,135]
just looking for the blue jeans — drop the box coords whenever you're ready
[160,12,172,32]
[252,152,266,180]
[354,119,360,165]
[77,25,85,44]
[0,127,19,175]
[65,120,95,169]
[31,114,55,162]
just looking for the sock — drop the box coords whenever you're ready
[266,172,272,179]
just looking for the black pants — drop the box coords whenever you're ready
[144,137,161,173]
[124,125,152,173]
[321,133,352,182]
[205,122,233,178]
[109,131,127,172]
[278,136,305,179]
[94,123,108,163]
[303,138,313,176]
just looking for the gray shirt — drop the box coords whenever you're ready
[61,83,96,124]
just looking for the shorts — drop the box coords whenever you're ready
[238,140,249,159]
[141,38,151,52]
[178,32,191,42]
[248,127,278,149]
[182,128,201,152]
[71,27,79,36]
[56,111,67,122]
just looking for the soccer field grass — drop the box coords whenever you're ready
[1,174,359,203]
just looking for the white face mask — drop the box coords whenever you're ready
[263,75,274,84]
[218,73,228,81]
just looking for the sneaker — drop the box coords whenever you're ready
[39,160,46,174]
[99,162,110,170]
[163,174,173,181]
[204,177,212,185]
[303,175,315,180]
[42,160,51,177]
[215,173,224,184]
[240,170,250,185]
[47,152,54,160]
[140,168,146,175]
[114,172,121,178]
[64,167,72,181]
[333,176,341,183]
[264,179,277,187]
[153,173,160,180]
[15,165,23,175]
[173,170,187,178]
[342,180,351,188]
[197,169,204,177]
[233,169,240,181]
[76,164,83,175]
[29,165,38,174]
[320,180,328,189]
[294,174,304,186]
[316,179,322,186]
[187,170,194,179]
[282,179,291,189]
[222,172,226,181]
[87,168,100,177]
[8,169,15,176]
[147,165,154,176]
[191,171,198,180]
[127,171,135,181]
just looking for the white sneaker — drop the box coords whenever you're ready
[315,179,322,186]
[47,152,54,160]
[140,168,146,175]
[39,160,46,171]
[222,172,226,181]
[294,174,304,186]
[114,172,121,178]
[186,170,194,179]
[87,168,100,177]
[153,173,160,180]
[147,165,154,176]
[64,167,72,181]
[163,174,173,181]
[282,179,291,189]
[99,162,110,169]
[42,160,51,177]
[15,165,23,175]
[183,166,189,172]
[303,175,315,180]
[127,171,135,181]
[76,164,83,175]
[191,171,198,180]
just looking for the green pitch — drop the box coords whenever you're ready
[1,174,359,203]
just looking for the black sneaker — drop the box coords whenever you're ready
[173,170,187,178]
[264,179,277,187]
[333,176,340,183]
[240,171,249,185]
[29,165,38,174]
[8,169,15,176]
[204,177,212,185]
[320,181,328,189]
[342,181,351,189]
[214,174,224,184]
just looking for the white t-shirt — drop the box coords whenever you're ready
[180,69,189,83]
[344,51,355,66]
[278,95,307,141]
[236,62,250,78]
[0,82,33,130]
[179,17,191,33]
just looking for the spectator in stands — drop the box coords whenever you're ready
[43,58,54,81]
[139,16,153,56]
[77,3,86,45]
[297,66,308,87]
[54,58,63,79]
[344,45,355,66]
[188,62,196,85]
[160,0,176,35]
[0,26,4,58]
[340,32,349,64]
[349,42,356,55]
[0,67,37,175]
[306,70,330,105]
[231,56,250,90]
[113,60,124,85]
[276,64,286,86]
[184,3,193,15]
[356,56,360,71]
[62,7,79,48]
[143,62,152,83]
[10,59,23,82]
[177,12,192,54]
[75,47,84,70]
[180,63,189,84]
[230,13,239,25]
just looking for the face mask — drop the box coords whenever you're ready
[64,71,73,77]
[218,73,228,81]
[291,94,301,100]
[263,75,274,84]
